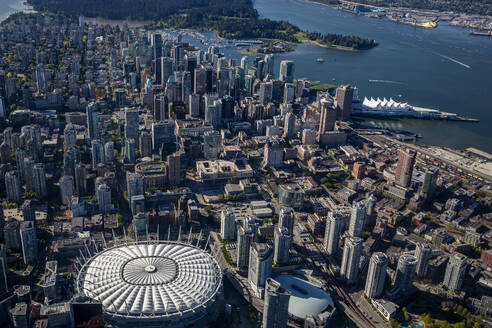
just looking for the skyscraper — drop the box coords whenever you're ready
[125,138,136,164]
[124,109,139,145]
[335,85,354,121]
[96,183,112,214]
[220,210,236,241]
[248,243,273,296]
[393,254,417,293]
[139,131,153,158]
[194,67,207,95]
[443,252,467,291]
[273,226,291,265]
[279,207,294,235]
[318,99,336,134]
[21,200,35,223]
[59,175,74,206]
[340,237,362,284]
[419,169,438,200]
[167,151,181,186]
[394,147,416,187]
[283,112,296,140]
[237,225,254,269]
[0,245,7,294]
[32,163,47,199]
[161,57,174,88]
[203,130,222,160]
[86,102,99,140]
[262,278,290,328]
[415,242,432,278]
[5,171,21,203]
[104,141,114,162]
[91,139,105,169]
[279,60,295,83]
[20,221,38,265]
[151,33,162,60]
[63,123,76,151]
[364,252,388,299]
[126,172,144,201]
[348,202,366,238]
[74,164,87,196]
[323,211,342,255]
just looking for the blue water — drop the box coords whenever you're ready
[0,0,29,22]
[250,0,492,152]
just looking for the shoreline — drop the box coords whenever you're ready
[305,0,492,32]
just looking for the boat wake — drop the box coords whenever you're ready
[433,52,471,69]
[368,80,406,85]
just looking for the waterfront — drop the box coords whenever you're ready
[2,0,492,152]
[249,0,492,152]
[0,0,31,22]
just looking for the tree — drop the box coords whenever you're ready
[389,318,400,328]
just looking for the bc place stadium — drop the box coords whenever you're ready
[75,240,223,327]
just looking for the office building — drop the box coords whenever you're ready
[125,138,136,164]
[394,148,416,187]
[415,242,432,277]
[348,202,366,238]
[237,225,254,269]
[59,175,74,206]
[96,183,112,214]
[105,141,114,162]
[124,109,139,144]
[318,99,336,134]
[432,229,447,249]
[340,237,362,284]
[9,302,28,328]
[221,210,236,241]
[5,170,21,203]
[0,245,7,294]
[279,207,294,235]
[189,93,200,117]
[203,130,221,160]
[393,254,417,293]
[75,164,87,196]
[323,211,342,255]
[335,85,354,121]
[126,172,144,201]
[248,243,273,297]
[64,123,77,150]
[419,169,438,200]
[279,60,295,83]
[91,139,105,169]
[161,57,174,88]
[167,151,181,186]
[22,200,35,222]
[139,131,153,158]
[364,252,388,298]
[262,278,290,328]
[262,139,284,168]
[20,221,38,265]
[283,112,296,140]
[443,252,467,291]
[283,83,295,104]
[86,102,99,140]
[32,163,47,198]
[151,32,162,59]
[273,226,291,265]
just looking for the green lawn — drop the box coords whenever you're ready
[294,32,309,41]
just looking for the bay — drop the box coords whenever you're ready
[250,0,492,152]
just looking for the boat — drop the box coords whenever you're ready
[470,31,492,37]
[316,58,325,63]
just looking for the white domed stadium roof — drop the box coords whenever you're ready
[77,241,222,325]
